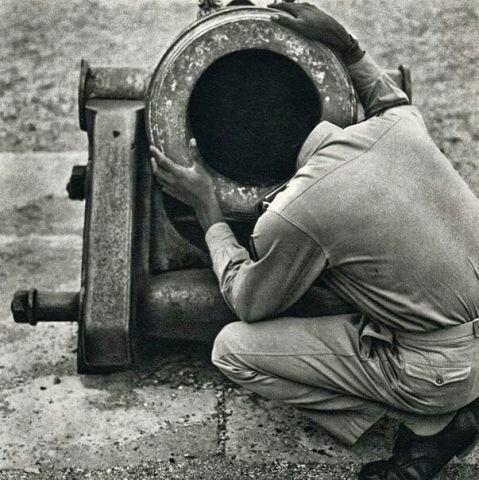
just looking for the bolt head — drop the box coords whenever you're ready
[67,165,87,200]
[11,290,30,323]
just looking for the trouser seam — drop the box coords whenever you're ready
[217,351,381,364]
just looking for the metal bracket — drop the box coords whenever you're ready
[78,99,149,373]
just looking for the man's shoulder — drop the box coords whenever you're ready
[270,105,428,215]
[267,164,335,219]
[269,127,363,215]
[376,105,425,124]
[296,121,345,169]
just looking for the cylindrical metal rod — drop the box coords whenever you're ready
[85,66,151,100]
[141,269,355,343]
[12,269,354,337]
[78,59,151,130]
[11,290,79,325]
[140,269,237,343]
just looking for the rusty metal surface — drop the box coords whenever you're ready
[78,59,150,131]
[385,66,413,103]
[12,271,354,352]
[146,6,357,220]
[150,187,210,272]
[141,269,355,343]
[79,99,145,372]
[78,59,91,131]
[87,67,151,99]
[11,289,79,325]
[399,65,412,102]
[78,62,208,275]
[141,269,236,343]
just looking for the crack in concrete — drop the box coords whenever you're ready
[215,386,227,456]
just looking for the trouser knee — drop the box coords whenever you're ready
[211,321,254,382]
[211,321,241,368]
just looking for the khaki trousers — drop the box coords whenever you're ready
[212,314,479,445]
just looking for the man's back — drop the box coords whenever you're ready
[200,6,479,478]
[270,106,479,331]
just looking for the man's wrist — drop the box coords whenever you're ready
[194,192,224,232]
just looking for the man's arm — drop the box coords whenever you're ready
[347,54,409,118]
[205,211,326,322]
[269,2,409,117]
[150,143,327,323]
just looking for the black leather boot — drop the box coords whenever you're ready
[358,399,479,480]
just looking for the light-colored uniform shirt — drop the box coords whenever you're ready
[205,54,479,332]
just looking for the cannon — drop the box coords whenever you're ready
[11,1,412,373]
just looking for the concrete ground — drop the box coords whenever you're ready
[1,0,478,479]
[1,154,478,480]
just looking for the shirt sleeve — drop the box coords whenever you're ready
[348,53,410,118]
[205,211,327,323]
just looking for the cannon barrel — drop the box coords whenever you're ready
[78,61,151,130]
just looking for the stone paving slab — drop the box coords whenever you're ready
[0,377,217,470]
[224,391,397,464]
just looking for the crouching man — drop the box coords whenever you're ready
[151,3,479,479]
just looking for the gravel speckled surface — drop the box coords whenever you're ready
[0,459,478,480]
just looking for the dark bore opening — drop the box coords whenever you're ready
[188,49,321,186]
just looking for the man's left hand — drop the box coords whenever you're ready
[150,139,214,209]
[150,139,224,231]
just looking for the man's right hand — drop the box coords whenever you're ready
[268,2,363,64]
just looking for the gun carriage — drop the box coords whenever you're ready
[11,1,411,373]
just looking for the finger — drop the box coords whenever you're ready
[161,185,180,199]
[271,14,302,30]
[149,145,163,161]
[150,158,174,184]
[150,156,160,177]
[161,185,188,205]
[157,169,174,184]
[150,145,171,170]
[188,138,204,167]
[267,2,300,17]
[149,145,181,174]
